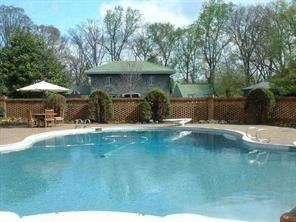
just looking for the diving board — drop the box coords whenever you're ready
[162,118,192,126]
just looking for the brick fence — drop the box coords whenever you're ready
[0,96,295,123]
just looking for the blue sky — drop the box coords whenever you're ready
[1,0,273,34]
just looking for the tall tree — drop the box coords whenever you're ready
[266,0,296,72]
[103,6,141,61]
[0,5,33,47]
[197,0,232,88]
[131,24,155,61]
[229,5,266,86]
[215,51,245,96]
[69,20,105,67]
[35,25,69,64]
[68,20,106,86]
[175,26,202,83]
[64,52,89,87]
[270,59,296,96]
[0,31,71,97]
[80,20,105,66]
[148,22,179,67]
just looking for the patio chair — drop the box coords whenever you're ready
[27,109,37,127]
[54,108,64,125]
[45,109,55,127]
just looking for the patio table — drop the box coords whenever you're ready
[32,113,57,127]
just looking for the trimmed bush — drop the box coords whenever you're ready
[245,88,276,123]
[0,106,5,118]
[139,101,151,123]
[45,94,67,115]
[144,88,170,122]
[88,90,114,123]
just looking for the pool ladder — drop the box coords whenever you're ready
[75,119,91,128]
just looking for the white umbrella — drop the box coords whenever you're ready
[17,81,69,93]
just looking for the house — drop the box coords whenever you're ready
[243,81,271,96]
[85,61,175,97]
[173,84,214,97]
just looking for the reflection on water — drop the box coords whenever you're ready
[0,130,296,222]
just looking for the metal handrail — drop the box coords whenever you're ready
[75,119,83,128]
[84,119,91,128]
[256,128,271,143]
[246,127,257,140]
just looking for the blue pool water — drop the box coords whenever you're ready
[0,130,296,221]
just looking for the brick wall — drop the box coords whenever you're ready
[6,98,44,119]
[274,97,296,122]
[66,98,88,120]
[1,96,296,123]
[170,98,209,122]
[214,97,252,122]
[113,98,142,122]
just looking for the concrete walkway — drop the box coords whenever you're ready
[0,123,296,147]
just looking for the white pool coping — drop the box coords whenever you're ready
[0,128,95,153]
[0,211,246,222]
[0,125,295,222]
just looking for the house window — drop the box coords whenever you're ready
[105,77,111,87]
[148,76,154,86]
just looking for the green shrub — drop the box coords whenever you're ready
[45,93,67,115]
[88,90,114,123]
[0,106,5,118]
[139,101,151,123]
[245,88,276,123]
[144,88,170,122]
[0,117,26,127]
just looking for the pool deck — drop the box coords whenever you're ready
[0,123,295,147]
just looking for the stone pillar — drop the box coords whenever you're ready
[207,95,214,120]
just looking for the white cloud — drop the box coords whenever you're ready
[99,0,274,27]
[99,0,194,27]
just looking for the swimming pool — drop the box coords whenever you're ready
[0,128,295,222]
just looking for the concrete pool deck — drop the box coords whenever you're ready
[0,123,296,147]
